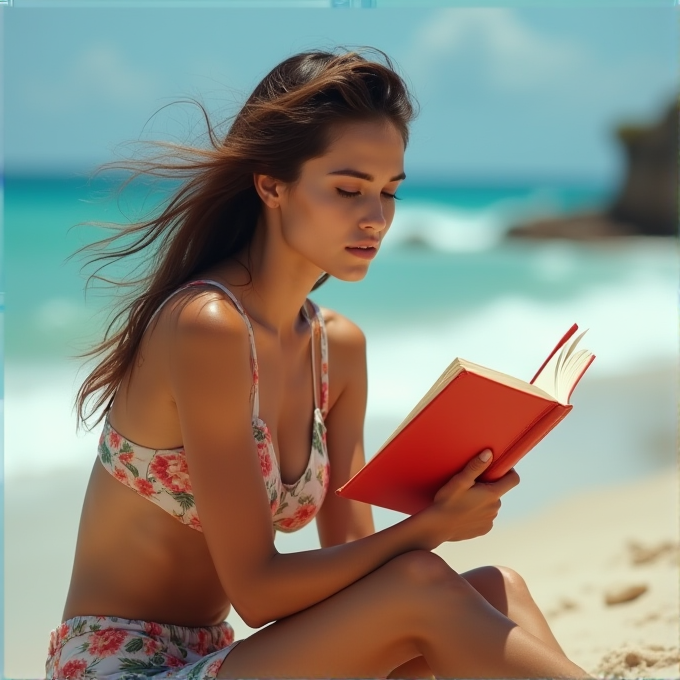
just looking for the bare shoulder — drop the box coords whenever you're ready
[155,287,250,357]
[160,287,254,400]
[318,307,366,360]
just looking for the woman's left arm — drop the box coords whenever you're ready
[315,312,376,547]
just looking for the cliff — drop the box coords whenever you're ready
[507,101,678,240]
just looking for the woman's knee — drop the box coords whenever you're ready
[462,564,533,611]
[383,550,459,589]
[493,565,529,593]
[380,551,476,620]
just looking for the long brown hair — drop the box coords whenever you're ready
[75,47,416,428]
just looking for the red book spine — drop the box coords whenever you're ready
[478,402,572,482]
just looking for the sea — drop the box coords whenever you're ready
[3,176,678,551]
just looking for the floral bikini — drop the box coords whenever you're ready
[46,280,331,679]
[98,279,331,534]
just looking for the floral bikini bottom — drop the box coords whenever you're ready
[46,615,240,679]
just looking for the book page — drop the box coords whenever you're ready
[532,329,593,403]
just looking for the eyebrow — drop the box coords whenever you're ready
[328,168,406,183]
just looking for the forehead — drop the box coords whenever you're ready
[307,120,405,176]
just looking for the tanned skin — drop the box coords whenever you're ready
[63,120,588,679]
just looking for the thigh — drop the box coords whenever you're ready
[217,551,451,679]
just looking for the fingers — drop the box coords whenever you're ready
[459,448,494,485]
[484,468,520,496]
[444,449,495,491]
[433,449,494,504]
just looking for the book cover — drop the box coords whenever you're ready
[336,325,594,515]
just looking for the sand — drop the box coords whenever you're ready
[435,469,679,678]
[5,465,677,678]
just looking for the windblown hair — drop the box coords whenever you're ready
[75,47,416,428]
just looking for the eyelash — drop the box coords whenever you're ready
[336,188,401,201]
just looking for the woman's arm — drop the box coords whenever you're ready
[314,313,376,547]
[170,293,515,629]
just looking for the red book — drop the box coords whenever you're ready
[336,324,595,515]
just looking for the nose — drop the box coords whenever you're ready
[358,197,389,233]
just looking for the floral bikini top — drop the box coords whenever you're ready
[98,279,330,534]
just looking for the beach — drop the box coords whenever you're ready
[4,180,678,677]
[5,434,677,678]
[436,469,679,679]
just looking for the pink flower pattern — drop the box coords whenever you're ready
[59,659,87,680]
[96,296,330,535]
[46,615,236,679]
[87,629,127,657]
[150,453,192,494]
[49,291,332,677]
[144,621,163,636]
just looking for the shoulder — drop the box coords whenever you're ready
[162,286,251,349]
[156,286,253,388]
[318,307,366,361]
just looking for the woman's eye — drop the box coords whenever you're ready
[336,188,401,200]
[336,188,360,198]
[382,191,401,201]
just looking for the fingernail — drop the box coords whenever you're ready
[479,450,492,462]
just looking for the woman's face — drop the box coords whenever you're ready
[277,119,406,282]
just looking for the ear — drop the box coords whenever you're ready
[253,174,285,209]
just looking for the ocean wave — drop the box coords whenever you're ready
[364,270,677,419]
[4,259,675,480]
[385,189,574,252]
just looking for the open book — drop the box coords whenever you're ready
[336,324,595,515]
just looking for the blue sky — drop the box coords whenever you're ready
[4,7,677,183]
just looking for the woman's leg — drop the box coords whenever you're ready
[387,564,569,679]
[217,551,588,679]
[463,565,566,653]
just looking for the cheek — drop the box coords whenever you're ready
[282,190,344,245]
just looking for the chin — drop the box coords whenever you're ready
[332,268,370,283]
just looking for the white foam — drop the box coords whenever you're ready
[385,203,504,251]
[364,270,677,419]
[4,364,100,479]
[5,257,676,480]
[384,190,579,252]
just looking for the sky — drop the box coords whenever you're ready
[3,6,678,183]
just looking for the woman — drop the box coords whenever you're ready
[47,49,589,679]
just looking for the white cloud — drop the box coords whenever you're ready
[24,43,161,114]
[407,8,586,93]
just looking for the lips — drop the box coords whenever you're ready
[348,241,380,248]
[346,245,378,260]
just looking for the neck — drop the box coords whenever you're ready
[210,213,323,339]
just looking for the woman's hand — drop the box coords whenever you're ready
[420,451,520,547]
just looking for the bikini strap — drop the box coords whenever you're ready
[148,279,261,420]
[303,299,330,418]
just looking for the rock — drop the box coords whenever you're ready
[604,583,649,605]
[609,103,678,236]
[507,101,678,240]
[627,540,676,566]
[506,211,636,241]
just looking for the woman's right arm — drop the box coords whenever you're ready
[170,294,518,629]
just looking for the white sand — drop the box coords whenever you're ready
[4,466,678,678]
[435,469,679,678]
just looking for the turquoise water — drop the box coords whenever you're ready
[3,176,677,525]
[4,176,616,361]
